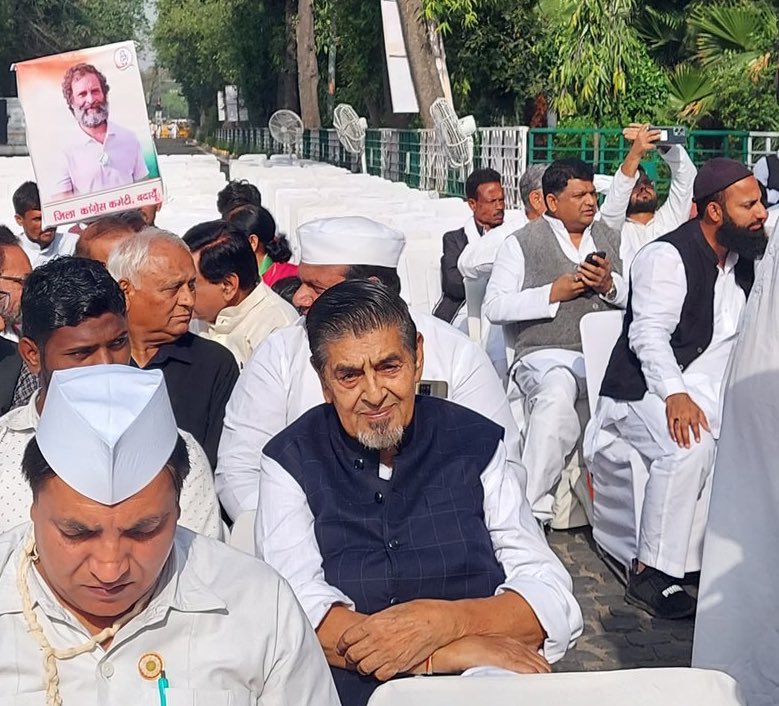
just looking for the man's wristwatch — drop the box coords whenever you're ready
[603,281,618,302]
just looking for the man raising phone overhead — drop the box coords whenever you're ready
[484,158,627,523]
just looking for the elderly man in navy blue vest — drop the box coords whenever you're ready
[254,280,582,706]
[589,158,768,620]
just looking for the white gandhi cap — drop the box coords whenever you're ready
[298,216,406,268]
[36,365,179,506]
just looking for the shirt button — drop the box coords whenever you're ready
[592,303,599,310]
[353,458,364,470]
[696,347,703,353]
[389,597,400,605]
[100,662,115,678]
[374,492,384,504]
[388,539,400,550]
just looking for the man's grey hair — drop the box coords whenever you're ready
[106,227,190,287]
[520,164,549,210]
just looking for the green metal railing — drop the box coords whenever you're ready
[211,125,768,207]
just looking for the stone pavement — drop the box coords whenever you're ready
[548,528,694,672]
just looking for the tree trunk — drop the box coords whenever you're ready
[296,0,321,127]
[277,0,300,113]
[395,0,444,128]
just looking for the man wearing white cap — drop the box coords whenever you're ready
[0,257,222,538]
[216,216,523,522]
[0,364,339,705]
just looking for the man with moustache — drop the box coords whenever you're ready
[484,158,626,523]
[590,158,768,619]
[51,63,148,200]
[599,124,696,271]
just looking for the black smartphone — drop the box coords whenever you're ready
[649,126,687,146]
[584,250,606,266]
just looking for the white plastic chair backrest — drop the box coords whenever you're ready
[463,277,488,343]
[366,669,744,706]
[229,510,257,555]
[580,310,625,417]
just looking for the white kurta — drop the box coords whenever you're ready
[216,312,523,521]
[255,440,582,664]
[17,231,78,269]
[482,214,627,519]
[0,394,223,539]
[692,222,779,706]
[199,283,298,368]
[586,241,746,576]
[598,145,697,272]
[0,525,339,705]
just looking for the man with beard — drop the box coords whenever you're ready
[255,280,581,706]
[600,123,697,271]
[51,63,148,200]
[587,158,767,619]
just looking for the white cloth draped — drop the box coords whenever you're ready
[693,221,779,706]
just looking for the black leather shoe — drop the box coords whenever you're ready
[625,561,696,619]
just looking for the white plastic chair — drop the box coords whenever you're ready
[579,310,624,417]
[463,277,487,343]
[229,510,257,555]
[366,669,744,706]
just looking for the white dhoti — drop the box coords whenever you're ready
[589,382,719,578]
[515,353,586,521]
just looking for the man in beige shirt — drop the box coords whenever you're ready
[184,220,298,367]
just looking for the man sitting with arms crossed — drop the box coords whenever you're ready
[590,158,767,618]
[0,256,222,537]
[217,216,524,521]
[0,364,338,704]
[256,280,581,706]
[484,158,626,523]
[599,123,697,271]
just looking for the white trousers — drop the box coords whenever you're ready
[601,394,716,578]
[516,365,583,521]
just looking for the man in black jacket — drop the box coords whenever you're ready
[433,168,505,323]
[589,158,768,619]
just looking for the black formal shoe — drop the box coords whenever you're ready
[625,562,697,619]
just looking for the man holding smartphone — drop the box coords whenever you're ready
[484,158,626,523]
[600,123,697,272]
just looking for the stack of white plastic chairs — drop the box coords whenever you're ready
[155,154,225,236]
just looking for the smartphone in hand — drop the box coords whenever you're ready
[584,250,607,266]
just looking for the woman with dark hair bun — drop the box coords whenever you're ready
[227,205,299,287]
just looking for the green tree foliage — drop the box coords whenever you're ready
[441,0,543,124]
[544,0,668,124]
[0,0,147,96]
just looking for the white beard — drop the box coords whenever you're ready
[357,419,404,451]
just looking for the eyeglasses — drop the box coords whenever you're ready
[0,274,26,286]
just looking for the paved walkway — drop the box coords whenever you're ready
[549,528,694,672]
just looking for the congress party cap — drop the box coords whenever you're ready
[693,158,753,203]
[36,365,178,505]
[298,216,406,268]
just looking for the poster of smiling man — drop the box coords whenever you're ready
[13,41,162,228]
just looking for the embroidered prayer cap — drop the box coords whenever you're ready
[36,365,178,505]
[298,216,405,268]
[693,158,754,203]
